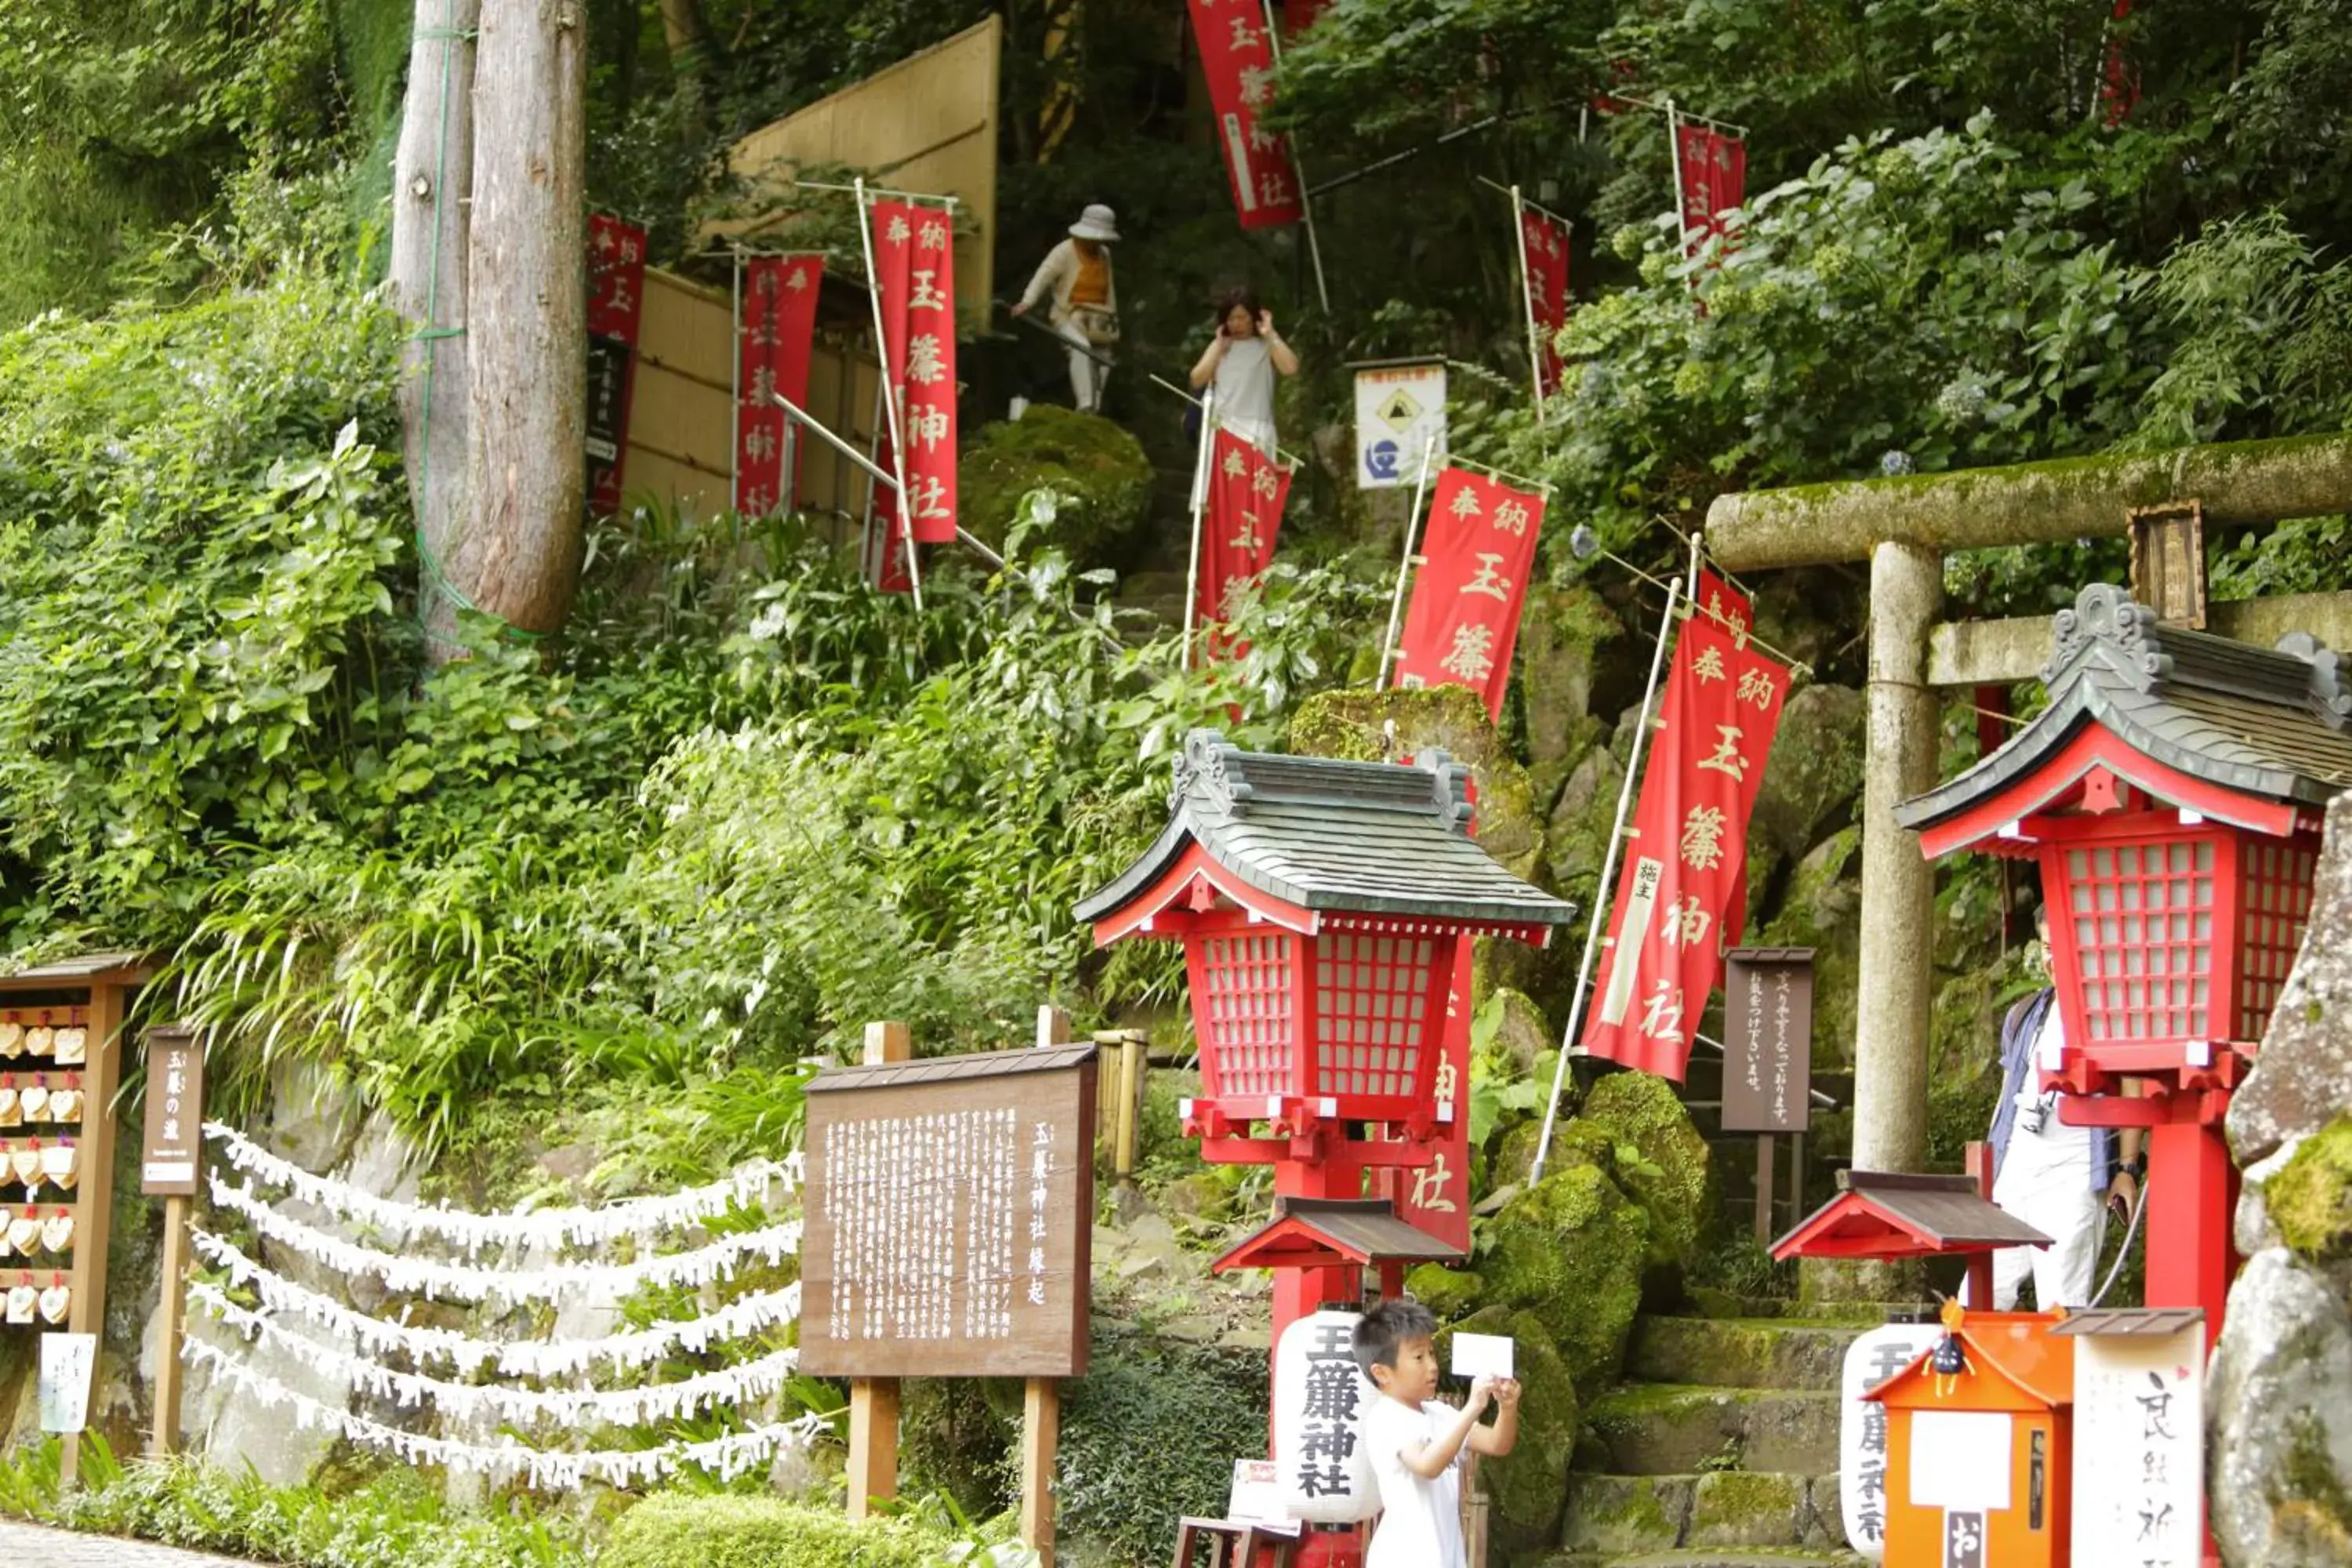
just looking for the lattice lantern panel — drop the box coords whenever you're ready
[2058,836,2219,1046]
[1190,932,1296,1101]
[1312,931,1439,1101]
[2236,835,2320,1043]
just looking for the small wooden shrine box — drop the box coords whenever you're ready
[1863,1309,2074,1568]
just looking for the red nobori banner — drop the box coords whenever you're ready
[1674,122,1747,258]
[1280,0,1331,32]
[585,214,648,517]
[1187,0,1306,230]
[1196,430,1291,655]
[1579,613,1790,1080]
[735,254,824,518]
[1520,208,1570,400]
[1390,468,1547,720]
[869,199,960,544]
[870,420,914,595]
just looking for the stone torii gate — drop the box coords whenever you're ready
[1705,431,2352,1181]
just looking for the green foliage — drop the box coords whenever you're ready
[1000,1329,1267,1568]
[0,1440,582,1568]
[957,407,1155,568]
[601,1493,953,1568]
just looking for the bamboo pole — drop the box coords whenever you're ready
[1375,435,1441,688]
[853,179,924,611]
[1511,185,1546,418]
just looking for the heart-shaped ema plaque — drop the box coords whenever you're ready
[9,1148,41,1185]
[0,1026,20,1061]
[40,1215,71,1254]
[40,1145,75,1189]
[37,1284,67,1324]
[5,1286,33,1324]
[46,1090,78,1123]
[5,1217,38,1254]
[50,1029,83,1065]
[20,1087,48,1121]
[0,1089,20,1127]
[23,1027,52,1058]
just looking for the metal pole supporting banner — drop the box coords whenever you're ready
[1181,387,1218,671]
[1527,532,1700,1188]
[1510,184,1547,419]
[859,372,885,581]
[1665,96,1690,258]
[853,176,924,612]
[729,247,742,514]
[1375,435,1440,689]
[1258,0,1331,314]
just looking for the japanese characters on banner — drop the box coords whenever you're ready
[734,255,824,517]
[1196,430,1291,655]
[869,199,959,544]
[1519,208,1570,401]
[1840,1323,1941,1561]
[1353,361,1447,490]
[1272,1308,1378,1523]
[1673,122,1747,259]
[1579,576,1790,1080]
[1186,0,1306,230]
[1389,468,1547,721]
[2070,1320,2202,1567]
[869,419,915,594]
[585,214,648,517]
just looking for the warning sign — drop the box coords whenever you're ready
[1353,361,1446,491]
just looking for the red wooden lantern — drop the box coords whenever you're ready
[1078,731,1577,1160]
[1897,586,2350,1345]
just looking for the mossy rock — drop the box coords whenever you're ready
[1517,583,1623,767]
[1405,1261,1486,1321]
[1478,1159,1649,1396]
[1477,986,1553,1080]
[2267,1113,2352,1263]
[1750,684,1864,862]
[1436,1306,1580,1559]
[1489,1114,1613,1192]
[1686,1468,1808,1549]
[956,405,1152,568]
[1755,826,1861,1072]
[1581,1071,1713,1273]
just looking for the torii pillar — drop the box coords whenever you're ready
[1707,433,2352,1270]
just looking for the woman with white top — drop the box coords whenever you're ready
[1188,287,1298,456]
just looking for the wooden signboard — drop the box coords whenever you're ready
[800,1042,1096,1380]
[140,1026,204,1196]
[1722,948,1815,1134]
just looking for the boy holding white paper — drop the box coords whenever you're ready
[1351,1299,1522,1568]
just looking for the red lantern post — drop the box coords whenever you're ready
[1078,731,1577,1563]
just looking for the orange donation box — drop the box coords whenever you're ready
[1863,1305,2071,1568]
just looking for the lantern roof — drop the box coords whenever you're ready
[1073,730,1580,934]
[1211,1197,1469,1275]
[1897,583,2352,848]
[1771,1170,2052,1264]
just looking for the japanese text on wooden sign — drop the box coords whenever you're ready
[800,1046,1095,1379]
[141,1027,205,1196]
[585,213,648,517]
[1722,949,1814,1133]
[2071,1322,2202,1566]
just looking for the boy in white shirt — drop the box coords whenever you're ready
[1351,1299,1522,1568]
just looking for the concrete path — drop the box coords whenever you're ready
[0,1519,278,1563]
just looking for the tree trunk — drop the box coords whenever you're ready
[658,0,714,141]
[458,0,589,644]
[390,0,478,648]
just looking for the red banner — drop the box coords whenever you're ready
[870,419,914,594]
[2100,0,2137,126]
[870,199,960,545]
[1186,0,1306,230]
[1390,468,1547,720]
[1579,612,1790,1080]
[1196,430,1290,655]
[1674,123,1747,258]
[735,255,823,517]
[585,214,648,517]
[1280,0,1331,31]
[1520,208,1570,401]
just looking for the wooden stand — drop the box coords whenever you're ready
[149,1193,188,1456]
[845,1019,910,1520]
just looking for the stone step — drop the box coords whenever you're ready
[1579,1385,1842,1476]
[1628,1317,1864,1392]
[1558,1473,1849,1560]
[1681,1289,1924,1325]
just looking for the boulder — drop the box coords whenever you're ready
[1753,826,1862,1072]
[1476,1158,1649,1396]
[1404,1262,1486,1321]
[1749,683,1864,862]
[1516,584,1621,768]
[2262,1116,2352,1265]
[1581,1071,1713,1272]
[1478,987,1552,1080]
[2209,1248,2352,1565]
[2231,793,2352,1167]
[955,405,1153,568]
[1435,1306,1578,1562]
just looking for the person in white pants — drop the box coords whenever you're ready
[1978,897,2144,1311]
[1010,204,1120,413]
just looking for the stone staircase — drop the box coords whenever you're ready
[1543,1306,1875,1568]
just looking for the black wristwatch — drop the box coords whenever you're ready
[2122,1156,2147,1179]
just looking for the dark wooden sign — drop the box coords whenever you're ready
[1722,948,1813,1134]
[140,1025,205,1196]
[800,1043,1096,1379]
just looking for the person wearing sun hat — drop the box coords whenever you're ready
[1011,203,1122,412]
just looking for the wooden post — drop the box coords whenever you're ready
[150,1193,189,1456]
[1116,1036,1143,1178]
[1022,1375,1061,1566]
[846,1018,910,1519]
[61,980,125,1488]
[1964,1141,1996,1311]
[1036,1006,1070,1049]
[1753,1134,1776,1242]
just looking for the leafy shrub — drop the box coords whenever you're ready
[601,1493,953,1568]
[955,407,1155,568]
